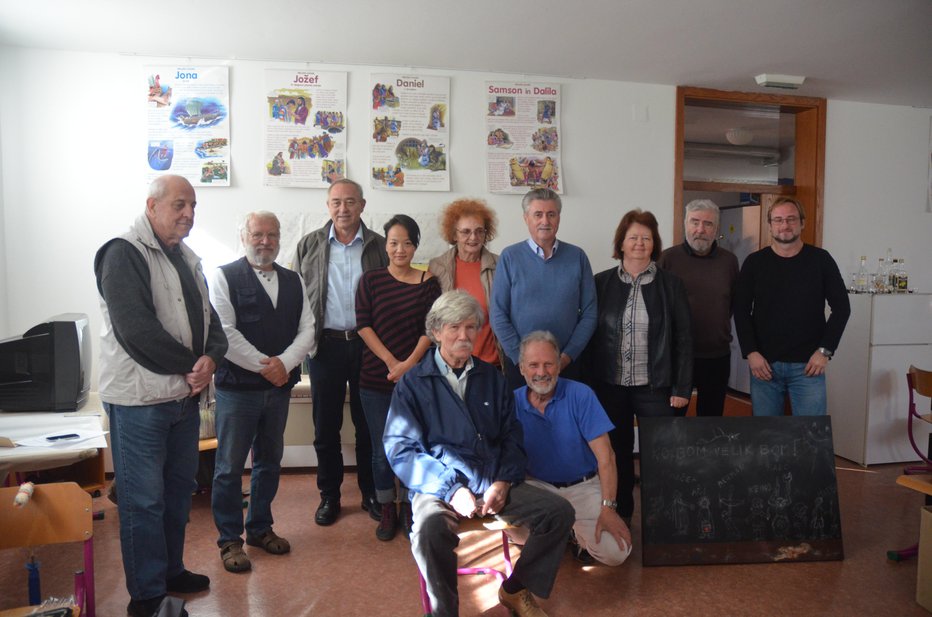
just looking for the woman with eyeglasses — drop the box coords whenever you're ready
[428,198,502,367]
[586,209,693,523]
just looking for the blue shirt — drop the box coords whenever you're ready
[490,240,597,363]
[525,237,561,261]
[514,378,614,484]
[324,225,364,330]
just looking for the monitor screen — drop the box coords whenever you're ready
[0,313,91,412]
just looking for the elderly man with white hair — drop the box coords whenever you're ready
[384,290,574,617]
[209,211,316,573]
[658,199,739,416]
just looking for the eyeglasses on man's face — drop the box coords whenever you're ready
[769,216,800,226]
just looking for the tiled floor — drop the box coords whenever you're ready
[1,460,929,616]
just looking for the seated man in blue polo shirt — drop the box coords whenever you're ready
[513,330,632,566]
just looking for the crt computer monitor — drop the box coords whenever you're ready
[0,313,91,412]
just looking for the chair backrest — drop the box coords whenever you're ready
[0,481,93,550]
[909,365,932,400]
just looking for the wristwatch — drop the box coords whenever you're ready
[601,499,618,508]
[818,347,834,360]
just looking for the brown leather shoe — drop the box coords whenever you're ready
[498,587,549,617]
[246,529,291,555]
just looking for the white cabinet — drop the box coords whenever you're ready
[828,293,932,465]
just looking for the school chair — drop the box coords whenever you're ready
[0,482,95,617]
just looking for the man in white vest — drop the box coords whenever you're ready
[95,174,228,617]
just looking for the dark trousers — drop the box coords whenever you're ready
[307,336,374,501]
[693,354,731,417]
[592,382,679,519]
[411,483,574,617]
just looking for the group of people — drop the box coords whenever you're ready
[95,175,849,617]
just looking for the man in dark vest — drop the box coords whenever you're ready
[209,211,316,573]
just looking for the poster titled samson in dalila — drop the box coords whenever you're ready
[369,74,450,191]
[145,66,231,186]
[263,70,347,188]
[485,81,562,194]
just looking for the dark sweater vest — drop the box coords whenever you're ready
[214,258,303,390]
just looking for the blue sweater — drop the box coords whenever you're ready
[490,240,597,363]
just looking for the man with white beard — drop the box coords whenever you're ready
[209,211,316,573]
[658,199,739,416]
[513,331,632,567]
[385,292,573,617]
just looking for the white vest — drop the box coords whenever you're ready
[98,215,211,406]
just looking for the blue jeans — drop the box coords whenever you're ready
[212,387,291,546]
[359,388,399,504]
[105,398,200,602]
[750,361,826,416]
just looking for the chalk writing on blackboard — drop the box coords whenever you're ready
[639,416,843,566]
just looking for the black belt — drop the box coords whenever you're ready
[549,471,597,488]
[322,329,359,340]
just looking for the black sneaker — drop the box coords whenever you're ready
[166,569,210,593]
[569,531,596,565]
[127,595,164,617]
[376,502,398,541]
[361,493,382,522]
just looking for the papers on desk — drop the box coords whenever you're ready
[0,414,109,450]
[15,429,109,449]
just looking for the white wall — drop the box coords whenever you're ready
[823,100,932,290]
[2,48,929,390]
[0,46,675,387]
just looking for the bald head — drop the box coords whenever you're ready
[146,175,196,247]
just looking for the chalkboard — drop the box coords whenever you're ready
[639,416,843,566]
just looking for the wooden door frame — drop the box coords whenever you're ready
[673,86,827,247]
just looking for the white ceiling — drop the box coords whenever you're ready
[1,0,930,108]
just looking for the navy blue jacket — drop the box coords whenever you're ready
[384,350,526,502]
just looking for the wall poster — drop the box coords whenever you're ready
[485,81,562,194]
[369,74,450,192]
[145,66,230,186]
[263,70,347,188]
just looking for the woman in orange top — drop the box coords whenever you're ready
[428,198,502,367]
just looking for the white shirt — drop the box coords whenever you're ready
[209,266,317,374]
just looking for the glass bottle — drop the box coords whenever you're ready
[888,259,899,293]
[855,256,869,292]
[896,258,909,293]
[873,258,887,293]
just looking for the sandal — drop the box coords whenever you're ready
[220,541,251,573]
[246,529,291,555]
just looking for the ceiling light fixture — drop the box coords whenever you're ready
[725,127,754,146]
[755,73,806,90]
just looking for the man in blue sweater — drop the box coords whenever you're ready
[491,188,597,389]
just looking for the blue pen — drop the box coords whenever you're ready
[46,433,79,441]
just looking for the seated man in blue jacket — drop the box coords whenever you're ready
[385,290,574,617]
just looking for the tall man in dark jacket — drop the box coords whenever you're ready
[210,211,316,572]
[658,199,739,416]
[385,291,574,617]
[294,178,388,525]
[734,197,850,416]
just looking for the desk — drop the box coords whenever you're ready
[0,395,108,494]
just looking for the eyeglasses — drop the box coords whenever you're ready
[456,227,487,239]
[769,216,800,226]
[249,232,280,241]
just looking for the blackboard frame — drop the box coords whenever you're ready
[639,416,844,566]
